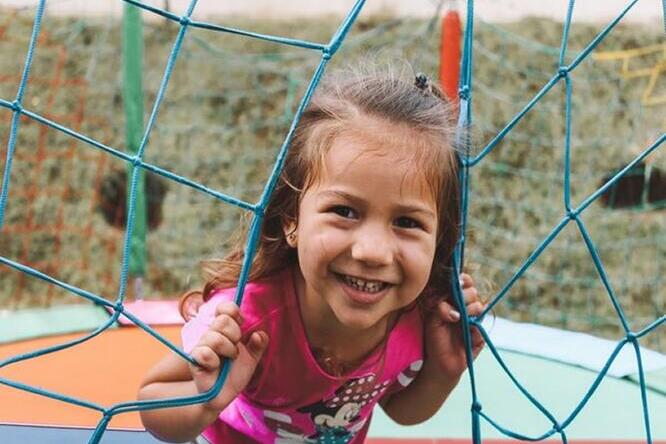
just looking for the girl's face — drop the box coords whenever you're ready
[289,121,439,333]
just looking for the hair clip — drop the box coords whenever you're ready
[414,72,429,91]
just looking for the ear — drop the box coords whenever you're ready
[283,220,298,248]
[178,290,204,322]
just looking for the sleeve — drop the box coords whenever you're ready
[378,307,425,402]
[181,288,235,353]
[379,358,425,401]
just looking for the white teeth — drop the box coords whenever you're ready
[343,275,387,293]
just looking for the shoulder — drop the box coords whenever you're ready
[371,306,425,395]
[390,305,424,343]
[382,306,424,370]
[213,268,295,328]
[182,268,296,352]
[238,268,296,327]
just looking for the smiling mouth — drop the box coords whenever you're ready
[335,273,391,294]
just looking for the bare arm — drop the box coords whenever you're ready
[381,273,485,425]
[137,301,269,443]
[138,353,220,442]
[380,362,460,425]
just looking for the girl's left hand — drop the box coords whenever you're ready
[423,273,486,380]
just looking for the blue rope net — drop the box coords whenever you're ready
[459,14,664,353]
[0,4,448,307]
[0,0,364,441]
[0,1,663,443]
[453,0,664,442]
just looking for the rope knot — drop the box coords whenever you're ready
[471,401,482,412]
[626,332,638,343]
[558,66,569,78]
[10,100,21,112]
[254,204,264,217]
[179,15,191,26]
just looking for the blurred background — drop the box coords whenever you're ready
[0,0,663,352]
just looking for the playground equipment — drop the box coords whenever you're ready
[0,0,664,443]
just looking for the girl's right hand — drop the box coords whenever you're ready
[188,301,269,413]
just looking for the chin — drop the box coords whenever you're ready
[333,307,385,331]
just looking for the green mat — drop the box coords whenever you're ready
[370,349,666,440]
[0,304,115,344]
[629,368,666,396]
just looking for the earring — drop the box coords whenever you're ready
[286,232,297,248]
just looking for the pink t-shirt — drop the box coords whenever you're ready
[181,267,424,444]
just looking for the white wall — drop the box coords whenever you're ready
[0,0,663,24]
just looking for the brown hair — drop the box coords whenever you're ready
[200,65,461,308]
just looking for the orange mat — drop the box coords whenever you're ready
[0,326,181,429]
[2,328,663,444]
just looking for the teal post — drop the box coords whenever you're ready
[123,4,146,294]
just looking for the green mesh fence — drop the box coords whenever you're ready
[0,0,664,443]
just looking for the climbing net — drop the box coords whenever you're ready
[0,0,663,443]
[453,1,664,441]
[0,3,444,307]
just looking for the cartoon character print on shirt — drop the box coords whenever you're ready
[264,361,423,444]
[295,377,379,444]
[264,374,386,443]
[264,409,315,444]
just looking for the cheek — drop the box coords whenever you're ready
[305,227,347,257]
[297,228,347,273]
[403,239,437,283]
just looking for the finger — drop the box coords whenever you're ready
[466,301,485,317]
[190,345,221,371]
[437,300,462,322]
[462,286,479,304]
[210,314,242,343]
[214,301,242,325]
[459,273,473,289]
[244,330,269,363]
[200,330,239,359]
[223,331,269,397]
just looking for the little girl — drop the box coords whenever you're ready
[138,66,486,444]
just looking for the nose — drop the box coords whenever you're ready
[351,224,394,266]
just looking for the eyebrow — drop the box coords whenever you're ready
[317,190,436,218]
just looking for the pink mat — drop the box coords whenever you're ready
[108,300,184,326]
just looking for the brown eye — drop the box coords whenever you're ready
[331,205,358,219]
[394,217,421,229]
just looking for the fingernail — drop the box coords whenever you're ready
[459,277,464,287]
[451,310,461,321]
